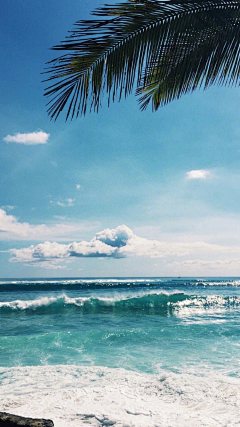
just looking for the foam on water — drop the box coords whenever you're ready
[0,365,239,427]
[1,277,240,425]
[1,292,240,317]
[1,277,240,293]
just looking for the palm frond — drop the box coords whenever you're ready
[137,4,240,109]
[44,0,240,120]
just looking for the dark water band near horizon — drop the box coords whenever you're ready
[0,277,240,426]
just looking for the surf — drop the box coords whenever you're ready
[1,291,240,316]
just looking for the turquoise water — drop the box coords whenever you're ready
[0,277,240,426]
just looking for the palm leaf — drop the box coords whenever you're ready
[44,0,240,120]
[137,5,240,109]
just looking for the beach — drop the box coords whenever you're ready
[0,277,240,426]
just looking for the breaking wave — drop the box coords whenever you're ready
[1,292,240,315]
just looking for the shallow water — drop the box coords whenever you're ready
[0,277,240,426]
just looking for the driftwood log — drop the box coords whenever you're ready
[0,413,54,426]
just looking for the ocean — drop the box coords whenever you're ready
[0,277,239,426]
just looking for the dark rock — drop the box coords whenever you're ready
[0,412,54,427]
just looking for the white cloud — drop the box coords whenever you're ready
[186,170,210,180]
[8,225,131,267]
[170,258,240,269]
[76,184,81,190]
[0,209,95,240]
[1,205,15,211]
[50,198,75,207]
[3,131,49,145]
[7,224,240,269]
[95,225,134,248]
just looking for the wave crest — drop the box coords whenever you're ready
[1,292,240,315]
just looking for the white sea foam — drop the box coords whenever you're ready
[0,294,93,310]
[0,365,239,426]
[171,294,240,320]
[0,290,172,310]
[1,291,240,314]
[1,278,240,288]
[200,280,240,287]
[0,295,62,310]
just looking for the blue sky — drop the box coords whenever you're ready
[1,0,240,278]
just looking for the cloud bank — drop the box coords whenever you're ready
[0,209,94,240]
[7,224,236,269]
[3,131,49,145]
[186,170,210,180]
[170,258,240,270]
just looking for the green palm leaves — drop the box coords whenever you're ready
[44,0,240,120]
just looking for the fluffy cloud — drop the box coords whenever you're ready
[7,224,238,269]
[3,131,49,145]
[0,209,94,240]
[95,226,133,248]
[8,225,131,266]
[186,170,210,180]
